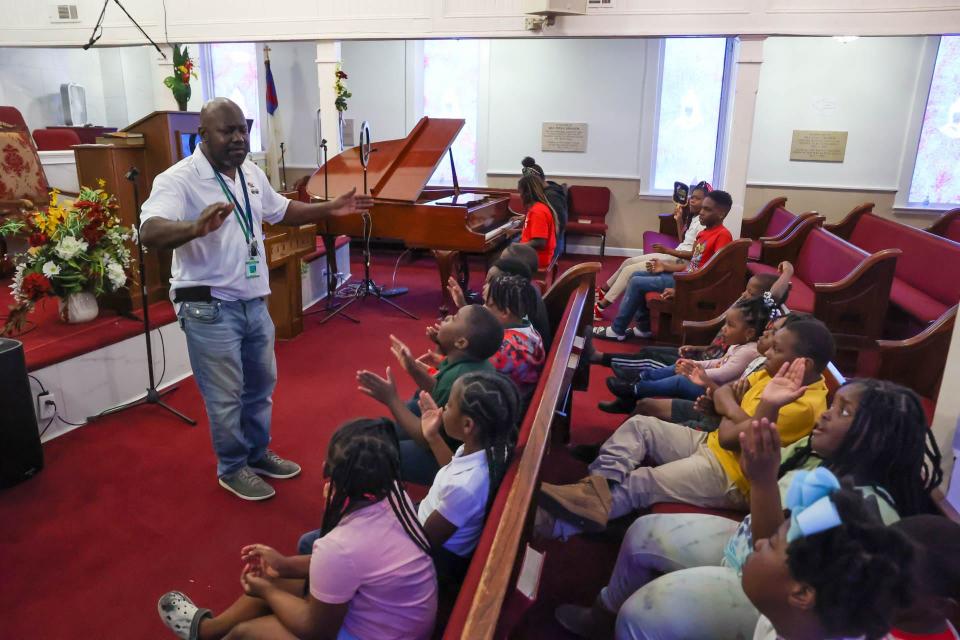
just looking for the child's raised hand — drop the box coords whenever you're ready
[425,322,441,344]
[447,276,467,309]
[694,391,716,416]
[418,391,443,442]
[778,261,794,277]
[357,367,397,406]
[731,377,751,404]
[240,544,285,579]
[677,359,710,386]
[660,287,675,300]
[760,359,808,408]
[417,349,443,368]
[240,562,272,598]
[390,335,416,373]
[738,418,782,485]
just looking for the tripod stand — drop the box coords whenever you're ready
[319,120,416,324]
[90,167,195,425]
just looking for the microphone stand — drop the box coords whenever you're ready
[90,167,195,426]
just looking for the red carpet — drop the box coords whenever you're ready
[0,282,177,372]
[0,249,639,639]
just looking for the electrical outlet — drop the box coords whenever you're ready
[37,391,56,420]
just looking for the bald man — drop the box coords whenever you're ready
[140,98,372,500]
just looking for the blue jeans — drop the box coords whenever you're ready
[612,273,675,335]
[178,298,277,477]
[632,364,705,401]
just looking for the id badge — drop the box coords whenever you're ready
[245,258,260,278]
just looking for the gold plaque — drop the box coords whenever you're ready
[790,130,848,162]
[541,122,588,153]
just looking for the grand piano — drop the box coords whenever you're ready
[306,117,520,312]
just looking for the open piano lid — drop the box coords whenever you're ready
[306,116,464,202]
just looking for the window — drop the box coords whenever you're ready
[907,36,960,207]
[652,38,730,192]
[200,43,262,152]
[422,40,481,185]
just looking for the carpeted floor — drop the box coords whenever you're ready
[0,248,643,639]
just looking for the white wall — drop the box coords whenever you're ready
[748,36,929,191]
[487,38,648,179]
[265,41,321,169]
[341,40,408,148]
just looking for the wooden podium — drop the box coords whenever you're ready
[74,111,203,312]
[264,223,316,339]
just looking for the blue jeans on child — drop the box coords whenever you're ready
[631,364,705,401]
[178,298,276,477]
[611,273,675,335]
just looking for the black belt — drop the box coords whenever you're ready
[173,286,213,303]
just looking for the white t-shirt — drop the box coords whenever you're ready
[676,215,705,253]
[139,144,290,302]
[417,446,490,558]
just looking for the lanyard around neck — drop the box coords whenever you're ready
[213,166,254,244]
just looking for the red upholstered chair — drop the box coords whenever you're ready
[565,185,611,256]
[0,106,29,131]
[508,192,523,215]
[0,121,51,274]
[32,128,82,151]
[927,207,960,243]
[643,211,683,254]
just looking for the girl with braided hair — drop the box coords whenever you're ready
[158,418,437,640]
[517,172,560,270]
[554,375,943,640]
[484,272,547,400]
[416,371,522,588]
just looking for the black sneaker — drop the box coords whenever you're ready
[606,376,637,399]
[249,450,301,479]
[218,467,276,501]
[598,398,636,414]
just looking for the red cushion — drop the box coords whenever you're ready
[0,106,28,131]
[920,396,935,425]
[565,221,607,234]
[643,231,679,254]
[748,240,762,261]
[850,214,960,307]
[508,193,523,214]
[765,207,797,237]
[568,185,611,219]
[747,262,815,312]
[650,502,745,521]
[32,128,81,151]
[795,228,867,286]
[889,280,949,324]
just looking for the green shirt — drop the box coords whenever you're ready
[432,357,494,406]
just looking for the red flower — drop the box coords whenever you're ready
[82,225,104,245]
[336,70,348,79]
[28,231,48,247]
[21,273,52,301]
[72,199,97,209]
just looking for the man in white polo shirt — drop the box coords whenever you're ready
[140,98,372,500]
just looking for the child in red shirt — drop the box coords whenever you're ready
[517,173,558,270]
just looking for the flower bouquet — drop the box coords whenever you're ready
[0,181,133,334]
[164,44,198,111]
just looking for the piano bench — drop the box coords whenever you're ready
[303,235,350,264]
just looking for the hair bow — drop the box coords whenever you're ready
[785,468,842,542]
[762,291,783,320]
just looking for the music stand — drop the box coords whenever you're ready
[89,167,196,426]
[319,121,417,324]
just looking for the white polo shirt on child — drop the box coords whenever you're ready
[417,446,490,558]
[139,144,290,302]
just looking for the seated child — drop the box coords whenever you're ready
[516,173,559,270]
[887,515,960,639]
[158,418,437,640]
[595,185,707,318]
[538,319,835,535]
[553,379,942,638]
[593,189,734,341]
[416,371,521,589]
[593,262,793,379]
[357,304,504,484]
[484,273,546,400]
[598,295,774,413]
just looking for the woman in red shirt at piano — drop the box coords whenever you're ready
[517,173,559,270]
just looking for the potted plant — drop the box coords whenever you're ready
[164,44,198,111]
[1,182,133,334]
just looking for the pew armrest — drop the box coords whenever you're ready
[758,215,824,267]
[681,315,725,346]
[740,196,788,240]
[666,239,751,336]
[823,202,875,241]
[868,305,957,399]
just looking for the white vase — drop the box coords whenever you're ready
[58,291,99,324]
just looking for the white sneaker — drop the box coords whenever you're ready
[592,325,626,342]
[631,327,654,339]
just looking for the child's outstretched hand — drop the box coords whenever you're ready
[447,276,467,309]
[694,391,716,416]
[417,349,443,368]
[778,261,794,277]
[660,287,675,300]
[357,367,398,406]
[760,359,808,408]
[646,258,665,274]
[240,544,286,579]
[390,335,416,374]
[676,359,710,386]
[240,562,272,598]
[425,322,441,344]
[418,391,443,442]
[731,377,751,404]
[738,418,782,485]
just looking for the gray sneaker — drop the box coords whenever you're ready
[249,450,301,479]
[218,466,276,501]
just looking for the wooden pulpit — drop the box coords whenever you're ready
[264,223,317,339]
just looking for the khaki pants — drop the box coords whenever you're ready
[603,253,676,302]
[588,416,748,517]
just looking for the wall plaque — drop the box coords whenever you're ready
[789,130,848,162]
[541,122,588,153]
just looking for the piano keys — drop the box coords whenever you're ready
[306,117,521,313]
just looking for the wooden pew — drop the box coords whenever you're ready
[442,262,597,640]
[925,207,960,243]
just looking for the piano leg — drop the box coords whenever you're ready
[433,249,463,317]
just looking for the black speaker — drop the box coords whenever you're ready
[0,338,43,488]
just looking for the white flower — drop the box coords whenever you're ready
[106,260,127,289]
[42,261,61,277]
[54,236,88,261]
